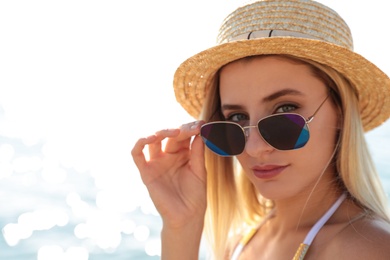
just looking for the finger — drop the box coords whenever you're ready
[147,137,163,158]
[150,128,181,156]
[190,135,206,182]
[164,121,203,153]
[154,128,181,137]
[131,135,157,169]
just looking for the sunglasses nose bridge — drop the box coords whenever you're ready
[242,125,258,138]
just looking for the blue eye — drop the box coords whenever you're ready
[275,104,298,113]
[226,113,249,125]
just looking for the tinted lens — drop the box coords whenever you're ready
[200,122,246,156]
[258,114,309,150]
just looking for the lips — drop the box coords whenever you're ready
[251,165,288,179]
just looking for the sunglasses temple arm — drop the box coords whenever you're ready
[306,94,329,123]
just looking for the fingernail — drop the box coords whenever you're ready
[190,121,201,129]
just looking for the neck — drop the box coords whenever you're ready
[270,188,344,232]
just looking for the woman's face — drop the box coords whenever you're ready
[219,56,340,200]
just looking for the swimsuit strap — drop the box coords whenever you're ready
[231,193,347,260]
[293,193,347,260]
[231,209,275,260]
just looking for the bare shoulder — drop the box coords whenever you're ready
[327,215,390,259]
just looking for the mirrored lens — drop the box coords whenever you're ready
[200,122,246,156]
[258,114,309,150]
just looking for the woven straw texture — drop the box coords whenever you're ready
[173,0,390,131]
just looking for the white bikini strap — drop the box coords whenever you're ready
[302,193,347,245]
[230,193,347,260]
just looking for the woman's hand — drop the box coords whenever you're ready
[131,121,207,229]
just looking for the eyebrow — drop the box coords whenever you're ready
[221,88,305,112]
[221,104,243,112]
[262,88,305,102]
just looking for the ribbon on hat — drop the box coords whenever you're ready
[230,29,321,42]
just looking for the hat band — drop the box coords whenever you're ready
[228,29,321,43]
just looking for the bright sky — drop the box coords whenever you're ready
[1,0,389,174]
[0,0,389,258]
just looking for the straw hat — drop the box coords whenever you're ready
[173,0,390,131]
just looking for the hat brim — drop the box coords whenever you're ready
[173,37,390,131]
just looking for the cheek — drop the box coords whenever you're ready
[235,155,248,171]
[235,155,257,183]
[304,112,340,166]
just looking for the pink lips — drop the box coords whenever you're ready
[252,165,288,179]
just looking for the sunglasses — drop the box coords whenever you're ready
[200,95,329,156]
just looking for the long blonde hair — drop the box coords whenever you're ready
[199,55,389,259]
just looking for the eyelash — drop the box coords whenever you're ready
[224,103,300,123]
[275,103,299,113]
[225,113,248,123]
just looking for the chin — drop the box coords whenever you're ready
[253,182,305,202]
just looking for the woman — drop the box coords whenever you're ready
[132,0,390,259]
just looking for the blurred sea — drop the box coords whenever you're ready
[0,112,389,259]
[0,0,389,259]
[0,135,163,260]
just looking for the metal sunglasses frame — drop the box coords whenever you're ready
[200,95,330,156]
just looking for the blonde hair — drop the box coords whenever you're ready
[199,55,389,259]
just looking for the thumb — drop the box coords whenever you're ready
[190,135,206,182]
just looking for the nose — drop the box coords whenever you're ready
[243,125,274,156]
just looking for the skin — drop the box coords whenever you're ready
[220,56,339,202]
[131,56,390,259]
[131,123,206,259]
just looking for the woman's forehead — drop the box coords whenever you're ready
[218,56,328,100]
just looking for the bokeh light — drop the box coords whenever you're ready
[0,1,389,259]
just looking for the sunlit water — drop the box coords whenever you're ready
[0,109,389,259]
[0,0,389,259]
[0,137,162,260]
